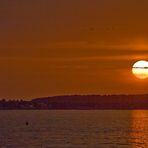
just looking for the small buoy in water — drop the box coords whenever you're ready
[25,122,29,126]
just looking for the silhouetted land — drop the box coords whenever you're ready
[0,94,148,110]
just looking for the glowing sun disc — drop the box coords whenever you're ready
[132,60,148,79]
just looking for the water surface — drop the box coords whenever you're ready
[0,110,147,148]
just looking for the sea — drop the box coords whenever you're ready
[0,110,148,148]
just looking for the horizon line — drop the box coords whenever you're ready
[1,93,148,101]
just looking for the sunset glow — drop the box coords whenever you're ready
[1,0,148,99]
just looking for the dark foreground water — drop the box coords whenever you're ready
[0,110,148,148]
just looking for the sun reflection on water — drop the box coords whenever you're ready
[130,110,148,148]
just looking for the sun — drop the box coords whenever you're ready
[132,60,148,79]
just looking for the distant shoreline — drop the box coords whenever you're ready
[0,94,148,110]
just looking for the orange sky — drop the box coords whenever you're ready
[0,0,148,99]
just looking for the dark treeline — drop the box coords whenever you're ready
[0,94,148,110]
